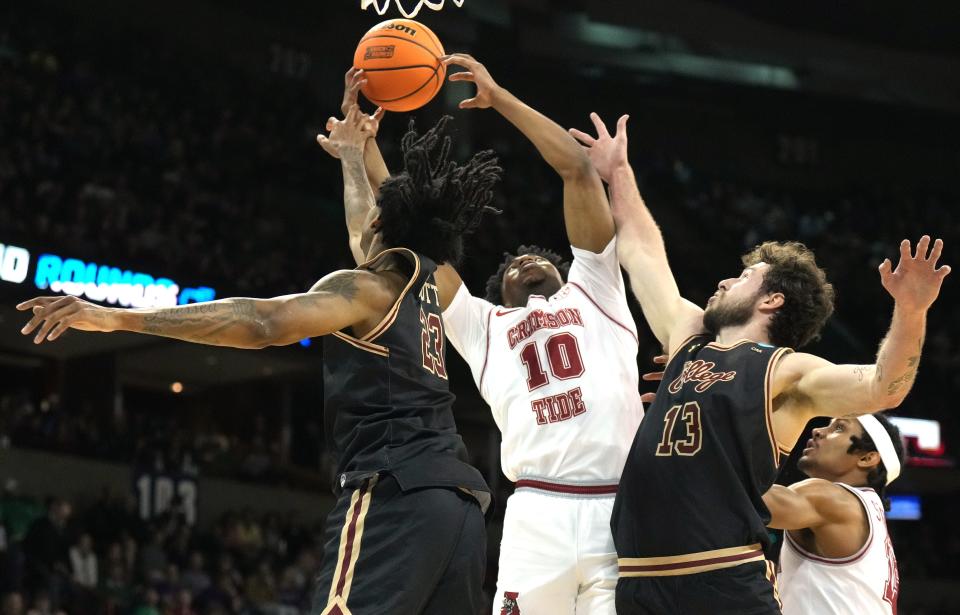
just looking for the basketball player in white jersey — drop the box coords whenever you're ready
[764,413,904,615]
[325,58,642,614]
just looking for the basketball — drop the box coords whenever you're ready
[353,19,445,112]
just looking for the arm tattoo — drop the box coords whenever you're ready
[141,299,262,345]
[887,355,920,396]
[308,272,359,302]
[853,365,869,383]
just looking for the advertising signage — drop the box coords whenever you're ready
[0,241,215,308]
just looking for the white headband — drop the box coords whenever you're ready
[857,415,902,485]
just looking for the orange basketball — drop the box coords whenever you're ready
[353,19,445,112]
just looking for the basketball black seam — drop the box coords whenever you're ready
[361,64,437,72]
[367,64,441,104]
[358,34,441,60]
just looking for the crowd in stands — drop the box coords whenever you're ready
[0,490,329,615]
[1,3,959,614]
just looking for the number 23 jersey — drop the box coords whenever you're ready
[443,239,643,483]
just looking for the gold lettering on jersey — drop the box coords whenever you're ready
[507,308,583,349]
[419,281,440,305]
[667,359,737,394]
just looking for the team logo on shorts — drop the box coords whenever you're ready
[500,591,521,615]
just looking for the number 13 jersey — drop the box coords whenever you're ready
[443,239,643,483]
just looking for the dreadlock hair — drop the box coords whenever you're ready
[847,413,905,511]
[484,245,571,304]
[376,116,502,267]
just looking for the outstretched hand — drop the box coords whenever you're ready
[569,112,629,183]
[442,53,503,109]
[639,354,668,405]
[17,296,116,344]
[317,103,383,160]
[340,67,371,117]
[879,236,951,312]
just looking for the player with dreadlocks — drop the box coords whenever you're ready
[20,106,502,615]
[330,55,643,614]
[763,413,904,615]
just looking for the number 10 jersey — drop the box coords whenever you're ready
[443,239,642,483]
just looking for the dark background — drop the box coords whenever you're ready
[0,1,958,613]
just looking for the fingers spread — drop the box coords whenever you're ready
[928,237,944,264]
[448,71,475,82]
[458,98,477,109]
[916,235,931,259]
[589,112,610,138]
[616,114,630,136]
[568,128,596,146]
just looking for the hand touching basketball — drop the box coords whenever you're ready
[442,54,503,109]
[569,112,630,183]
[879,236,951,313]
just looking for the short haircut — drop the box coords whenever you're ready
[742,241,835,349]
[378,116,502,267]
[847,413,905,511]
[484,245,571,304]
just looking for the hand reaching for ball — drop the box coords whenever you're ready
[442,53,504,109]
[317,104,382,160]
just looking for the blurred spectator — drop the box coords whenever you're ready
[179,552,210,596]
[67,533,97,588]
[22,500,71,610]
[1,593,24,615]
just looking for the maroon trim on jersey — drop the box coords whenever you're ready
[334,480,372,597]
[785,516,875,566]
[619,546,763,574]
[567,282,638,344]
[478,308,495,391]
[515,479,618,496]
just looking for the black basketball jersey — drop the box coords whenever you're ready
[612,335,792,560]
[323,248,490,510]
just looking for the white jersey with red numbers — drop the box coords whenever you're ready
[443,238,642,483]
[780,484,900,615]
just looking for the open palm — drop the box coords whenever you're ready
[880,236,951,312]
[569,112,629,183]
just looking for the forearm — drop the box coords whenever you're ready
[363,137,390,197]
[608,165,670,272]
[341,148,376,236]
[491,88,590,178]
[873,305,927,405]
[116,299,272,349]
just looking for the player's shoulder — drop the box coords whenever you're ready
[310,268,403,309]
[792,478,865,522]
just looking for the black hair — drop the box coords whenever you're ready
[847,413,905,511]
[484,244,571,304]
[377,116,502,267]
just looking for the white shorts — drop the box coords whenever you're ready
[493,479,619,615]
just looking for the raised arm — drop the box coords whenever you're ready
[763,480,861,531]
[443,53,613,252]
[17,269,392,349]
[774,236,950,424]
[570,113,703,353]
[319,104,381,264]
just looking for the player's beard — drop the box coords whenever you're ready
[703,291,758,336]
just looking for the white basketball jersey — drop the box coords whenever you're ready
[443,239,642,482]
[780,484,899,615]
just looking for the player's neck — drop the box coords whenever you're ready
[715,321,772,346]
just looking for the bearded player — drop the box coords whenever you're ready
[570,113,948,614]
[20,109,501,615]
[765,414,904,615]
[330,56,642,615]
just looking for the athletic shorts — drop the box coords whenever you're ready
[616,560,781,615]
[312,474,486,615]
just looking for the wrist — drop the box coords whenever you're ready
[892,302,927,322]
[489,85,511,109]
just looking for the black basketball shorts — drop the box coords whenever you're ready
[312,474,487,615]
